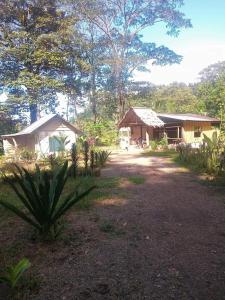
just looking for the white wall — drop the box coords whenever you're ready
[35,121,77,157]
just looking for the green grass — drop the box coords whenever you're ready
[145,149,225,187]
[99,220,125,237]
[128,176,145,185]
[0,176,123,221]
[143,149,178,158]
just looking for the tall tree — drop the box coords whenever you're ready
[0,0,77,123]
[76,0,192,118]
[196,61,225,121]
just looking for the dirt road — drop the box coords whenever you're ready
[32,150,225,299]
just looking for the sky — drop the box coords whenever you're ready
[134,0,225,85]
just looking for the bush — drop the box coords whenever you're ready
[0,161,95,239]
[95,150,111,167]
[70,143,79,178]
[78,120,118,146]
[149,140,157,151]
[177,132,225,175]
[19,148,37,162]
[157,136,168,149]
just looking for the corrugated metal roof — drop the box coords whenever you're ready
[132,107,164,127]
[157,113,220,122]
[2,114,57,137]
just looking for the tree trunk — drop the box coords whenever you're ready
[90,69,97,123]
[29,103,38,123]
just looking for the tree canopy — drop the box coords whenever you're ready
[1,0,224,137]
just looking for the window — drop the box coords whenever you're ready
[49,136,64,152]
[194,126,202,138]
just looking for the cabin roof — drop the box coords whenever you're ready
[2,114,82,138]
[157,113,220,123]
[119,107,164,128]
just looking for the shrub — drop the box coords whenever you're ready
[157,136,168,149]
[177,132,225,175]
[48,153,65,169]
[149,140,157,151]
[70,143,79,178]
[19,148,37,162]
[78,120,118,146]
[83,140,89,175]
[0,161,95,239]
[90,150,95,171]
[95,150,111,167]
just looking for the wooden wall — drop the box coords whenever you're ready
[183,121,219,143]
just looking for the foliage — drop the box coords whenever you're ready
[128,82,202,114]
[0,258,31,289]
[19,148,37,162]
[95,150,111,167]
[51,134,70,153]
[70,143,79,178]
[45,153,65,171]
[149,137,168,151]
[0,0,86,122]
[77,0,192,117]
[149,140,158,151]
[99,220,125,236]
[0,161,95,239]
[157,136,169,149]
[196,69,225,122]
[90,150,95,172]
[177,132,225,175]
[77,118,118,146]
[83,141,89,174]
[128,176,145,185]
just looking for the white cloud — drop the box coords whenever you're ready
[0,92,7,102]
[134,41,225,85]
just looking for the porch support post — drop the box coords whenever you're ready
[146,129,150,146]
[12,138,17,148]
[177,126,180,139]
[181,126,185,142]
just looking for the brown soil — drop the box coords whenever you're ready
[1,150,225,300]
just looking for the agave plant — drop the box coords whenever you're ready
[70,143,79,178]
[203,132,222,174]
[90,150,95,171]
[0,258,31,289]
[83,141,89,174]
[95,150,111,167]
[0,161,95,238]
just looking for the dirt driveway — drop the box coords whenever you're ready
[95,149,225,300]
[3,150,225,300]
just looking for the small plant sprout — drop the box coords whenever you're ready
[0,258,31,289]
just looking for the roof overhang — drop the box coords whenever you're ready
[157,113,220,123]
[1,114,83,139]
[119,107,164,128]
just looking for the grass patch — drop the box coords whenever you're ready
[128,176,145,185]
[143,149,178,159]
[65,176,122,209]
[0,176,123,219]
[99,220,125,237]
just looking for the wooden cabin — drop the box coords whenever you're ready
[118,107,220,148]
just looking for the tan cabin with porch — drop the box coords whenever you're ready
[118,107,220,148]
